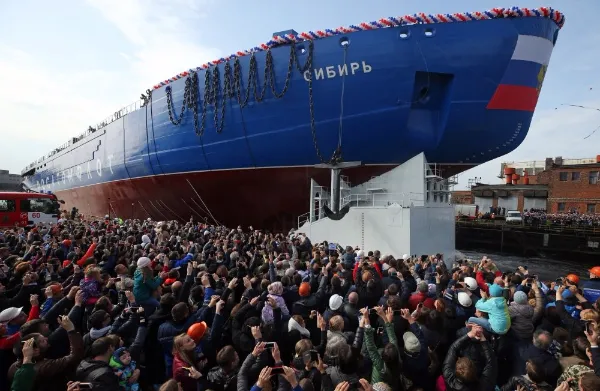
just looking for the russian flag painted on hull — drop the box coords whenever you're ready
[487,34,554,112]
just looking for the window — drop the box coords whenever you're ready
[559,172,568,181]
[590,171,599,185]
[0,199,16,212]
[571,172,580,181]
[20,198,57,214]
[557,202,566,212]
[588,204,597,214]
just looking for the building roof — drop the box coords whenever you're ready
[471,184,548,191]
[552,163,600,169]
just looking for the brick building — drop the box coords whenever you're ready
[536,160,600,213]
[451,190,473,205]
[497,156,600,213]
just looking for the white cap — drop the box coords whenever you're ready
[457,292,472,307]
[329,294,343,311]
[137,257,151,268]
[402,254,409,261]
[463,277,478,291]
[0,307,23,323]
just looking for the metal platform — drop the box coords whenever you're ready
[297,153,457,261]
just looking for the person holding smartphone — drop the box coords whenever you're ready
[8,315,83,391]
[10,338,35,391]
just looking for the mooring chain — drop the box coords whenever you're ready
[164,39,339,164]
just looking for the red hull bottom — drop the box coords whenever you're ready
[56,166,395,230]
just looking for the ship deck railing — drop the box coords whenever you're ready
[23,98,144,173]
[340,192,425,208]
[456,219,600,235]
[298,192,426,228]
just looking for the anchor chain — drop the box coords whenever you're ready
[164,40,340,164]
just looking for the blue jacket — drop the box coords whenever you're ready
[171,253,193,269]
[475,297,511,334]
[133,269,162,303]
[583,279,600,303]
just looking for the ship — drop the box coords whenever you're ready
[22,6,564,230]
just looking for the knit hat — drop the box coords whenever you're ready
[329,294,343,311]
[463,277,478,291]
[513,291,528,305]
[112,347,128,362]
[457,292,472,307]
[268,281,283,296]
[403,331,421,354]
[49,284,62,295]
[299,282,311,297]
[488,283,504,297]
[137,257,151,268]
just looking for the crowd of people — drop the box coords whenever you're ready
[522,211,600,227]
[1,215,600,391]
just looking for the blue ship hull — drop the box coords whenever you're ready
[22,15,560,229]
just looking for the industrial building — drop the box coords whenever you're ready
[0,169,22,191]
[453,156,600,214]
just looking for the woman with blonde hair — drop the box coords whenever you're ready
[172,333,204,391]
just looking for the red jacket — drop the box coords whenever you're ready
[0,305,39,350]
[407,292,435,312]
[76,243,97,267]
[352,261,383,282]
[172,353,198,391]
[476,270,502,294]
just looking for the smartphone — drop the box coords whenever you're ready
[310,350,318,362]
[390,272,398,277]
[21,340,37,348]
[114,277,121,282]
[417,303,424,309]
[79,384,93,390]
[586,322,594,334]
[369,308,377,314]
[264,342,275,349]
[271,366,285,375]
[376,327,384,334]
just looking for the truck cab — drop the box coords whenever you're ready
[505,210,523,224]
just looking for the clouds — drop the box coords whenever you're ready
[0,0,220,174]
[85,0,221,91]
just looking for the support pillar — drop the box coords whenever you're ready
[313,161,362,214]
[309,179,316,222]
[330,168,341,214]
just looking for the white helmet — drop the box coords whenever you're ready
[463,277,478,291]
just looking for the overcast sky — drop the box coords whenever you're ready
[0,0,598,190]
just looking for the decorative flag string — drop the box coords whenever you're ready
[152,6,565,90]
